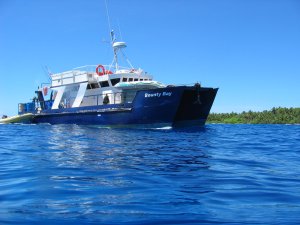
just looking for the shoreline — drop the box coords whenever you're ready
[207,107,300,124]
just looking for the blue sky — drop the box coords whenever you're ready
[0,0,299,116]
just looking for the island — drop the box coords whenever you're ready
[207,107,300,124]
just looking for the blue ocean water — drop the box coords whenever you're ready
[0,124,300,224]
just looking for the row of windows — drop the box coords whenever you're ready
[87,77,152,89]
[122,78,152,82]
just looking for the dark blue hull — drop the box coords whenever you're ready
[31,86,218,127]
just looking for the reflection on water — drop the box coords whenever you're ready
[24,124,212,223]
[46,124,211,172]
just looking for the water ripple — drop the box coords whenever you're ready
[0,124,300,224]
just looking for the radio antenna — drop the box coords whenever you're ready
[42,65,52,82]
[117,19,123,41]
[103,0,133,71]
[104,0,112,38]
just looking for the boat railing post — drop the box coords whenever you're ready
[123,92,127,104]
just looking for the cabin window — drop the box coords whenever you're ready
[92,83,100,89]
[140,79,144,81]
[122,78,128,82]
[144,79,148,81]
[87,83,99,89]
[134,78,138,81]
[129,78,133,82]
[111,78,120,86]
[88,83,100,89]
[100,81,109,87]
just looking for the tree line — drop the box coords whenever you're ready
[207,107,300,124]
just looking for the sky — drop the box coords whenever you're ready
[0,0,300,116]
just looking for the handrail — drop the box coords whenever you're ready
[63,91,134,108]
[50,65,137,81]
[57,65,134,74]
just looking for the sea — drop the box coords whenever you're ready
[0,124,299,225]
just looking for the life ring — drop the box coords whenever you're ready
[96,65,105,76]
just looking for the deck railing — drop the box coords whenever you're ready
[18,91,137,114]
[51,65,134,78]
[67,91,136,108]
[50,65,140,87]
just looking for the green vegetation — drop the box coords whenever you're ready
[207,107,300,124]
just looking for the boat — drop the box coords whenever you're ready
[0,113,34,124]
[12,30,218,127]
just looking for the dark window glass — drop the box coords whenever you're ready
[100,81,109,87]
[111,78,120,86]
[122,78,128,82]
[129,78,133,82]
[91,83,100,89]
[134,78,138,81]
[140,79,144,81]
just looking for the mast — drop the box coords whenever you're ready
[110,30,118,70]
[110,30,128,71]
[105,0,132,71]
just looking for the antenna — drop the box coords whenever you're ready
[104,0,118,70]
[42,65,52,82]
[104,0,112,35]
[103,0,134,71]
[110,30,115,43]
[117,19,123,41]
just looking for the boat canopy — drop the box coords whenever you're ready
[114,80,165,89]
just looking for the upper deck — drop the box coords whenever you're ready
[50,65,154,88]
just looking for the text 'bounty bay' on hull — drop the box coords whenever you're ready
[4,31,218,127]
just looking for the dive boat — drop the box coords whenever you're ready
[12,31,218,127]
